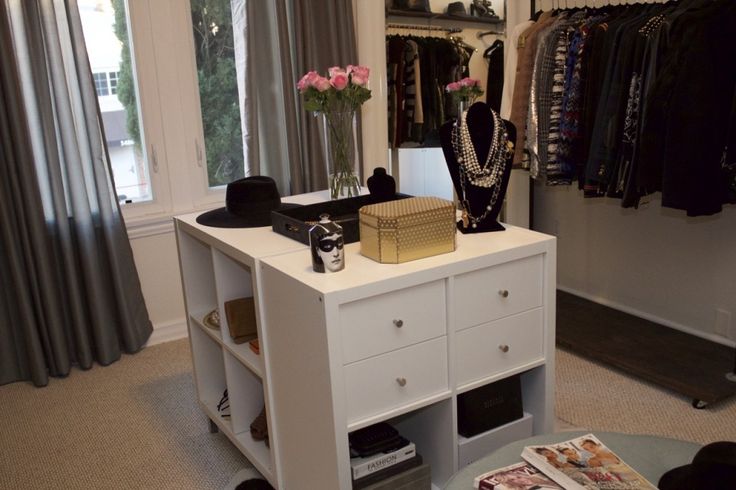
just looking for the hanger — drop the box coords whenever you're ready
[483,39,503,58]
[448,34,477,53]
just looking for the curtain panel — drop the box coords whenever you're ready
[0,0,152,387]
[232,0,359,195]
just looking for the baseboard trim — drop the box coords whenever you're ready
[557,285,736,348]
[146,319,188,346]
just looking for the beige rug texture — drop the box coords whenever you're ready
[0,339,248,490]
[555,347,736,444]
[1,339,735,489]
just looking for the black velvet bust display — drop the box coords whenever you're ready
[367,167,396,203]
[440,102,516,233]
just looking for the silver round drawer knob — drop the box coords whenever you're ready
[499,289,509,298]
[393,319,404,328]
[396,377,407,387]
[499,344,510,353]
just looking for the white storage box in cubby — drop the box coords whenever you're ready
[457,412,534,468]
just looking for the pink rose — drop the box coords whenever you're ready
[446,81,461,92]
[328,66,346,78]
[330,73,349,90]
[347,65,370,86]
[314,76,331,92]
[459,77,478,87]
[351,74,367,86]
[297,70,319,92]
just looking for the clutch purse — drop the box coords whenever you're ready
[224,297,258,344]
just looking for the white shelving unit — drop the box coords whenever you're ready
[175,191,556,489]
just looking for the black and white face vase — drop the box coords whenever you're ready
[309,214,345,273]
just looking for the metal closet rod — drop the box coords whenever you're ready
[386,23,462,33]
[531,0,657,11]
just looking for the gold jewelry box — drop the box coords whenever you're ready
[359,196,456,264]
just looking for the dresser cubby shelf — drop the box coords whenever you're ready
[456,360,547,396]
[175,192,556,489]
[190,312,222,345]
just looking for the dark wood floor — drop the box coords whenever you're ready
[556,290,736,408]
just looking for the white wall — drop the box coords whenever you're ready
[130,228,187,345]
[533,183,736,345]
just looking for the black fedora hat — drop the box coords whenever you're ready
[658,441,736,490]
[446,1,471,17]
[196,176,300,228]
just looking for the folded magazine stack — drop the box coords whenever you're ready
[473,433,656,490]
[349,422,429,489]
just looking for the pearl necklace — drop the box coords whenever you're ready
[451,108,514,229]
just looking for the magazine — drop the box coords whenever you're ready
[473,461,564,490]
[520,434,657,490]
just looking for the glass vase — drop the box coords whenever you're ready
[458,99,468,120]
[322,111,361,200]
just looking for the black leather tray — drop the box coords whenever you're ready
[271,194,411,245]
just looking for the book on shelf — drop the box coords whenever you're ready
[473,461,563,489]
[350,441,416,480]
[352,453,424,490]
[519,433,657,490]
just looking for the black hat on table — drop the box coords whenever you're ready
[196,176,300,228]
[658,441,736,490]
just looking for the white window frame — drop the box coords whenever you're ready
[119,0,227,229]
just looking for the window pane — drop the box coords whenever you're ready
[93,72,109,96]
[190,0,244,187]
[78,0,152,204]
[108,71,119,94]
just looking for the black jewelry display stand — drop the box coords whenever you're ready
[440,102,516,233]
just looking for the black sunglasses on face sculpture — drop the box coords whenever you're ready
[318,235,344,253]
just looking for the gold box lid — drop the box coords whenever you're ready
[359,196,455,229]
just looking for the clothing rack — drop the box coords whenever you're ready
[520,0,736,408]
[531,0,669,11]
[476,29,503,39]
[386,23,462,34]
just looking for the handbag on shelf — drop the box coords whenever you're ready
[224,297,258,344]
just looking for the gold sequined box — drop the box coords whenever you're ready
[359,196,456,264]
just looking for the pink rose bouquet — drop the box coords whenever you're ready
[446,77,484,105]
[297,65,372,114]
[297,65,372,199]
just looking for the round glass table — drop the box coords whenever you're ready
[443,431,701,489]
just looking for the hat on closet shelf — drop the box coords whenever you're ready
[393,0,431,13]
[658,441,736,490]
[196,176,300,228]
[446,2,471,17]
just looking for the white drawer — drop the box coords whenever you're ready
[456,308,544,387]
[454,255,543,331]
[339,280,446,364]
[344,337,448,424]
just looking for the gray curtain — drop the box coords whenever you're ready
[0,0,152,387]
[232,0,358,195]
[292,0,359,193]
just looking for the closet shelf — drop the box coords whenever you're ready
[386,9,504,30]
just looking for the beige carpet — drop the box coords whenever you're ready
[0,339,249,490]
[556,347,736,445]
[2,339,735,489]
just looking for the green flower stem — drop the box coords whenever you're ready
[324,111,360,199]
